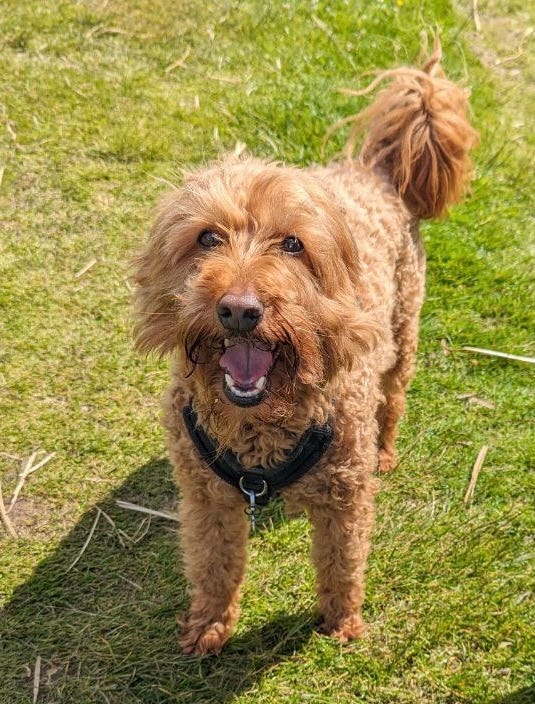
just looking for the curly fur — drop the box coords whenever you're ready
[133,43,477,655]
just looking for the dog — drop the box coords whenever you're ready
[133,41,477,656]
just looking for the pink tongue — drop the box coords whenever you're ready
[219,342,273,388]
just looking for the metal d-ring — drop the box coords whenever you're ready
[239,475,268,498]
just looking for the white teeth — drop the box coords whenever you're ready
[255,375,267,390]
[224,374,267,397]
[224,339,231,348]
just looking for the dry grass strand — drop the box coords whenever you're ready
[464,445,489,504]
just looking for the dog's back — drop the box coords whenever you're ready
[317,39,478,471]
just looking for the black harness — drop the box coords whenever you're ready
[182,403,334,527]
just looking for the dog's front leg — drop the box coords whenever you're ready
[307,485,375,642]
[177,489,249,656]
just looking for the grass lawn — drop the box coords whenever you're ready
[1,0,533,702]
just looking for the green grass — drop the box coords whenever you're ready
[1,1,534,702]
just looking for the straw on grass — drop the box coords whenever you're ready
[74,258,97,278]
[461,346,535,365]
[33,655,41,704]
[0,480,18,538]
[65,508,102,573]
[8,451,56,513]
[98,507,129,548]
[85,25,130,39]
[472,0,481,32]
[115,499,179,522]
[464,445,489,505]
[164,47,191,73]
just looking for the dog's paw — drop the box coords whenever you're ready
[377,448,397,473]
[318,613,366,642]
[178,617,231,656]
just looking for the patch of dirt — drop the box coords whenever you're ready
[456,1,534,141]
[3,496,76,541]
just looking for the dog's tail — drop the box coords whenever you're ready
[337,39,479,219]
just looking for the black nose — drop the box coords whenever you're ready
[217,292,264,332]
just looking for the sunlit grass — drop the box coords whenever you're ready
[0,1,533,702]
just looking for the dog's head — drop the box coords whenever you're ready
[134,157,379,418]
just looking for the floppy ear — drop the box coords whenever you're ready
[132,193,184,356]
[321,297,383,381]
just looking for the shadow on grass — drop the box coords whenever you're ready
[490,688,535,704]
[1,458,315,703]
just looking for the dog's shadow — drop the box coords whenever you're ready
[490,689,535,704]
[1,458,315,703]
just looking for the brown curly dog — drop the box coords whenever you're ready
[133,43,477,656]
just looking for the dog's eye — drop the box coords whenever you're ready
[282,235,304,254]
[198,230,223,249]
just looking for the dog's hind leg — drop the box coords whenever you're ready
[376,335,417,473]
[377,242,425,473]
[177,490,249,655]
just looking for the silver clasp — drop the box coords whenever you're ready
[239,476,268,532]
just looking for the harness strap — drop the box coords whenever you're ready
[182,404,334,507]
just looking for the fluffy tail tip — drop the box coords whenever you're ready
[342,39,479,219]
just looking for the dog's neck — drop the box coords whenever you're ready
[171,365,339,470]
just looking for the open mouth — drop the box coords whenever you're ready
[219,338,276,407]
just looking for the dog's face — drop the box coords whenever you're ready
[134,157,378,418]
